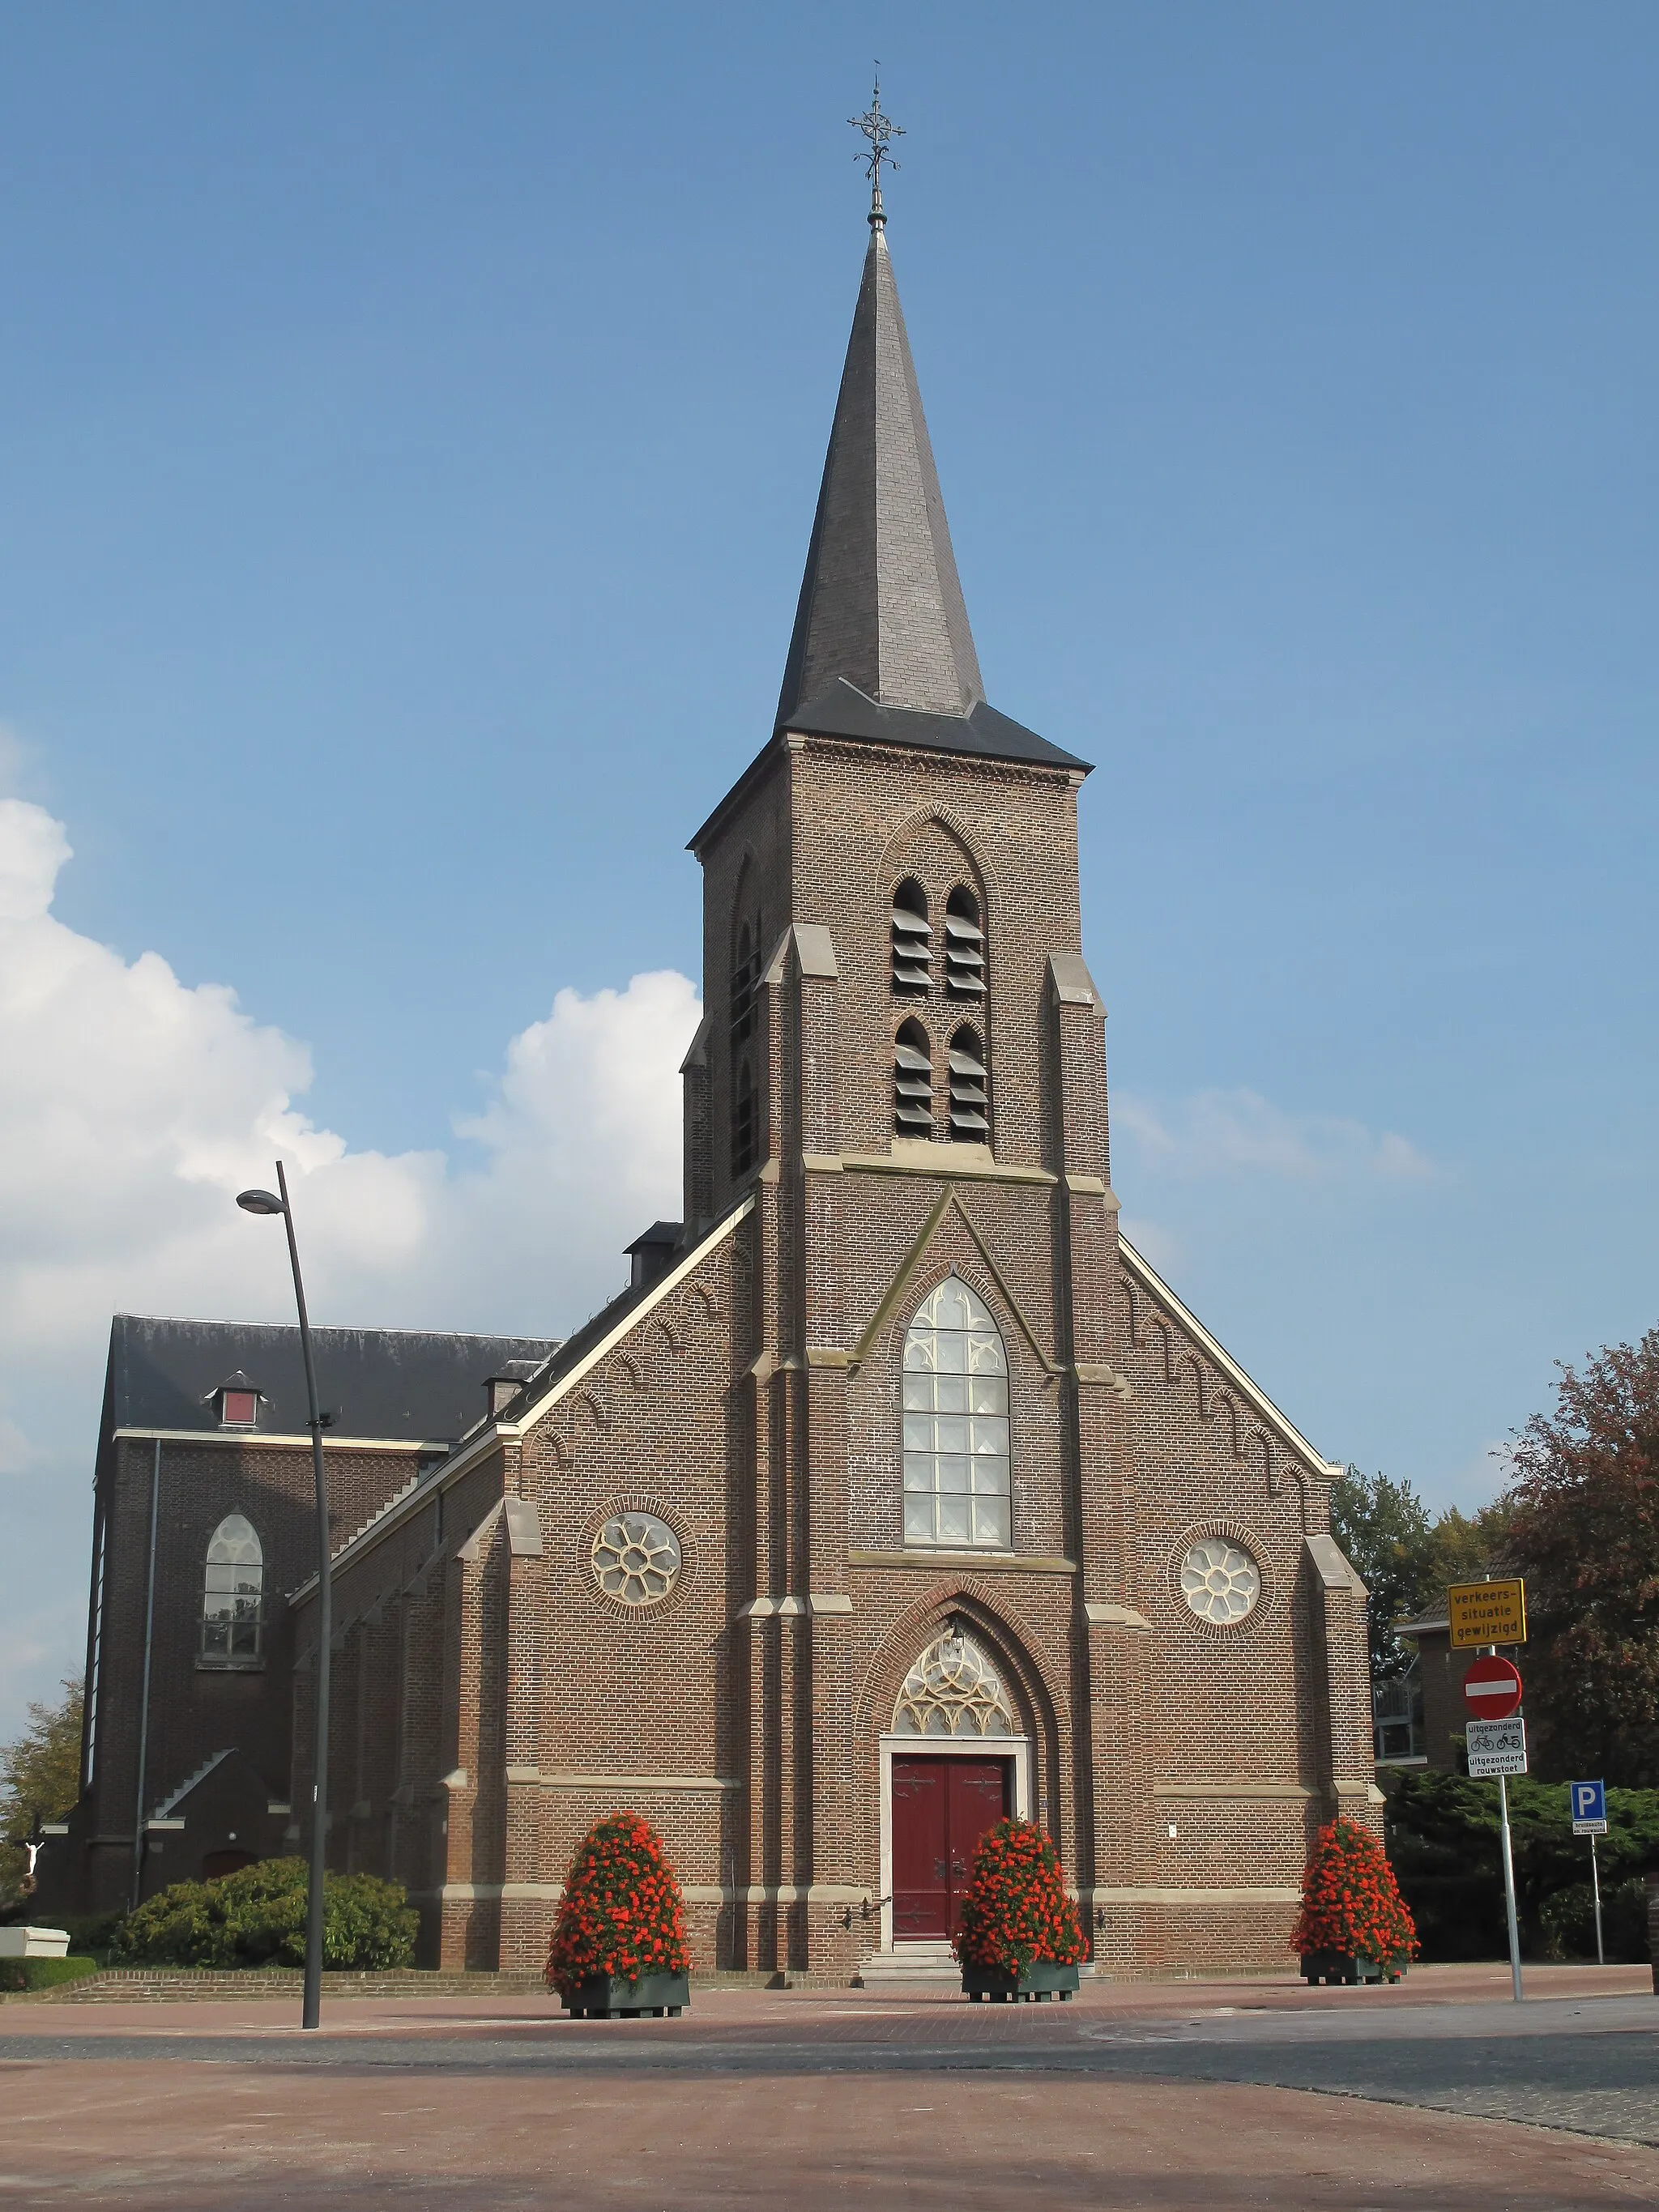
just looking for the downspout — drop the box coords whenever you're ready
[130,1438,160,1912]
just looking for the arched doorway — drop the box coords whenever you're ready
[878,1628,1031,1951]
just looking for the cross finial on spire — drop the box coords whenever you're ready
[851,68,903,228]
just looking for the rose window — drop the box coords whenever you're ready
[1179,1537,1260,1625]
[592,1513,681,1605]
[893,1631,1015,1737]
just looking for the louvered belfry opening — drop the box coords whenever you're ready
[730,910,761,1178]
[944,888,985,999]
[891,880,932,995]
[893,1017,935,1138]
[948,1026,991,1143]
[732,1056,757,1176]
[731,920,758,1044]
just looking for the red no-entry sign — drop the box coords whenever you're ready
[1463,1654,1523,1722]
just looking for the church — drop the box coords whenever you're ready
[50,175,1378,1978]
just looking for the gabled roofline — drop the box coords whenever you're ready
[1117,1233,1343,1481]
[289,1196,757,1600]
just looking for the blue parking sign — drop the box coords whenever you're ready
[1570,1779,1606,1832]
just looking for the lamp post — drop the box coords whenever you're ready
[237,1163,331,2031]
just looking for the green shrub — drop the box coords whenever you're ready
[1540,1878,1651,1964]
[1385,1770,1659,1959]
[0,1954,98,1993]
[113,1857,417,1971]
[56,1912,127,1963]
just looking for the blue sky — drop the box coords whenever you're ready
[1,2,1656,1733]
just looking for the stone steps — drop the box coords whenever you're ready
[855,1943,961,1985]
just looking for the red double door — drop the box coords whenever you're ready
[891,1754,1012,1941]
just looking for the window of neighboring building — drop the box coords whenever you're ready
[1373,1660,1426,1764]
[219,1389,258,1427]
[902,1276,1011,1548]
[201,1513,263,1663]
[892,880,932,995]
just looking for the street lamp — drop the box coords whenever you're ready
[237,1162,331,2032]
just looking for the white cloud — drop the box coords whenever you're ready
[1113,1085,1434,1185]
[0,796,702,1734]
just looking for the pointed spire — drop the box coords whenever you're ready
[775,213,986,729]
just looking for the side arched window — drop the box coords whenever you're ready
[902,1276,1011,1548]
[893,1017,933,1137]
[732,1058,757,1177]
[201,1513,263,1662]
[948,1025,990,1142]
[944,887,985,999]
[731,920,757,1045]
[892,880,932,995]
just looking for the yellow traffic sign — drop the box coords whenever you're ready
[1448,1578,1527,1649]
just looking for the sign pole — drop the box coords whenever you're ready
[1590,1832,1604,1967]
[1496,1768,1524,2001]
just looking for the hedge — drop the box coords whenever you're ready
[0,1954,99,1993]
[1385,1770,1659,1961]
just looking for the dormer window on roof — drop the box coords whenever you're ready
[208,1374,263,1429]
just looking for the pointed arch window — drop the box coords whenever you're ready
[201,1513,263,1663]
[893,1018,934,1137]
[944,888,985,999]
[731,919,759,1045]
[732,1058,757,1177]
[947,1025,990,1142]
[902,1276,1011,1548]
[892,880,932,995]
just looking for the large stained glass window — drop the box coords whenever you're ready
[902,1276,1011,1548]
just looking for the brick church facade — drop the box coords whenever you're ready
[49,198,1377,1974]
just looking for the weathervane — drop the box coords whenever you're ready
[851,69,903,226]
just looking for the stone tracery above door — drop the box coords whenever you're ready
[892,1630,1016,1737]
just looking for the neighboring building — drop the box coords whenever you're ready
[43,193,1378,1973]
[49,1317,556,1913]
[1394,1610,1485,1772]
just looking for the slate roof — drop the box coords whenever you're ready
[104,1315,561,1444]
[770,213,1088,777]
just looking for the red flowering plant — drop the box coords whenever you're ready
[1291,1816,1418,1974]
[545,1811,690,1993]
[952,1818,1089,1973]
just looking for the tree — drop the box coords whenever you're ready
[0,1677,83,1911]
[1333,1469,1514,1686]
[1331,1468,1434,1680]
[1503,1326,1659,1785]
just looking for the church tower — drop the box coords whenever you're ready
[667,141,1377,1970]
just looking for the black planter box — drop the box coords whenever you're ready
[559,1970,689,2018]
[1299,1950,1402,1987]
[962,1959,1081,2003]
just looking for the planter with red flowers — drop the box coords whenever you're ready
[952,1816,1090,2002]
[545,1810,692,2018]
[1292,1814,1418,1987]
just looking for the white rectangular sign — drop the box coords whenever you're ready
[1466,1716,1528,1777]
